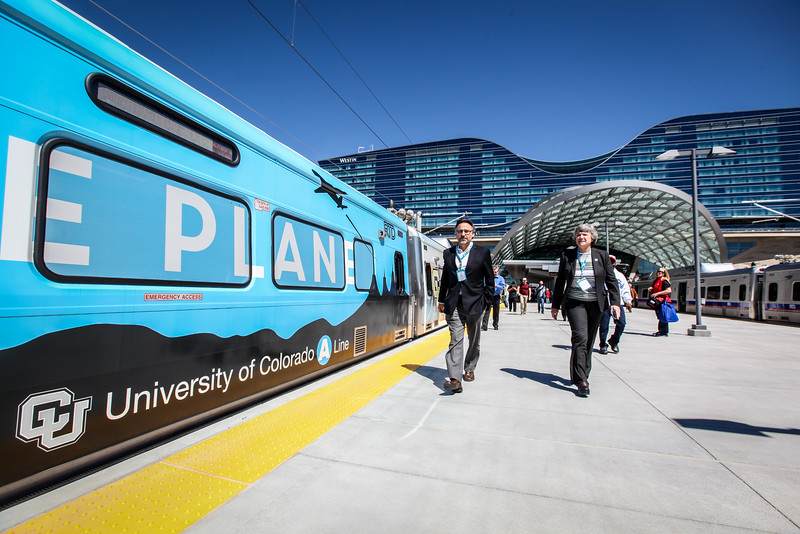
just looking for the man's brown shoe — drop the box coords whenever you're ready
[443,379,463,393]
[463,371,475,382]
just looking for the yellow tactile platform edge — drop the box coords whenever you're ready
[7,331,449,534]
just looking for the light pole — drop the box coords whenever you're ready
[592,220,626,254]
[655,146,736,337]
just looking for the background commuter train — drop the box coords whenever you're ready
[0,0,446,503]
[630,263,800,325]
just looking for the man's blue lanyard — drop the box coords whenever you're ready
[455,243,473,270]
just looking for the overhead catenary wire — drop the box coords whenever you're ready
[296,0,412,145]
[83,0,397,204]
[84,0,325,161]
[245,0,390,150]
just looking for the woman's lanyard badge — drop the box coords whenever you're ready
[577,252,593,292]
[456,244,472,282]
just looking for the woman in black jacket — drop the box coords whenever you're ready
[551,224,620,397]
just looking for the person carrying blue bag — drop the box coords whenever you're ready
[659,299,679,323]
[649,267,676,336]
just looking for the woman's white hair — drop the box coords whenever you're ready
[573,223,598,242]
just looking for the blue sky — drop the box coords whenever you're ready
[59,0,800,163]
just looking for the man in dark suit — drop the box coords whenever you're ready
[437,218,494,393]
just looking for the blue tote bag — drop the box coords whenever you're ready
[659,301,679,323]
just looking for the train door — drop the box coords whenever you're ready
[424,261,435,331]
[755,277,764,321]
[394,250,412,339]
[738,280,754,320]
[678,282,687,313]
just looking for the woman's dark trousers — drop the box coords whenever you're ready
[565,298,602,385]
[655,303,669,335]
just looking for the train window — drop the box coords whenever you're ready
[738,284,747,301]
[793,282,800,301]
[272,213,345,290]
[87,74,239,166]
[768,283,778,302]
[700,286,706,298]
[393,252,406,294]
[722,285,731,300]
[35,140,251,286]
[706,286,721,300]
[353,239,374,292]
[425,262,433,297]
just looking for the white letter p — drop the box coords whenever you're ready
[165,185,216,272]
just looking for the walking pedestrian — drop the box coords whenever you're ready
[519,278,531,315]
[536,280,546,313]
[598,255,633,354]
[551,224,620,397]
[482,266,505,330]
[438,218,494,393]
[507,282,519,312]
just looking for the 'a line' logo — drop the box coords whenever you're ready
[17,388,92,451]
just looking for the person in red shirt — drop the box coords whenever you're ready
[518,278,531,315]
[649,268,672,336]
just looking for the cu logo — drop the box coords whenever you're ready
[16,388,92,451]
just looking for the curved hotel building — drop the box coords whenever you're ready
[319,107,800,261]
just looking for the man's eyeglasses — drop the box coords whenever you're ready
[456,229,473,234]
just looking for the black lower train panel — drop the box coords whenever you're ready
[0,295,409,502]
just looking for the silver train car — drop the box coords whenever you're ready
[631,263,800,325]
[762,263,800,324]
[682,268,763,320]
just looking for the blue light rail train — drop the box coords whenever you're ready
[0,0,446,503]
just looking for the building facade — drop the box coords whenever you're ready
[319,108,800,254]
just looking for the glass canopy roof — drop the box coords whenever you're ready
[491,180,726,270]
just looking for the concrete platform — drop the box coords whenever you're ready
[2,307,799,533]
